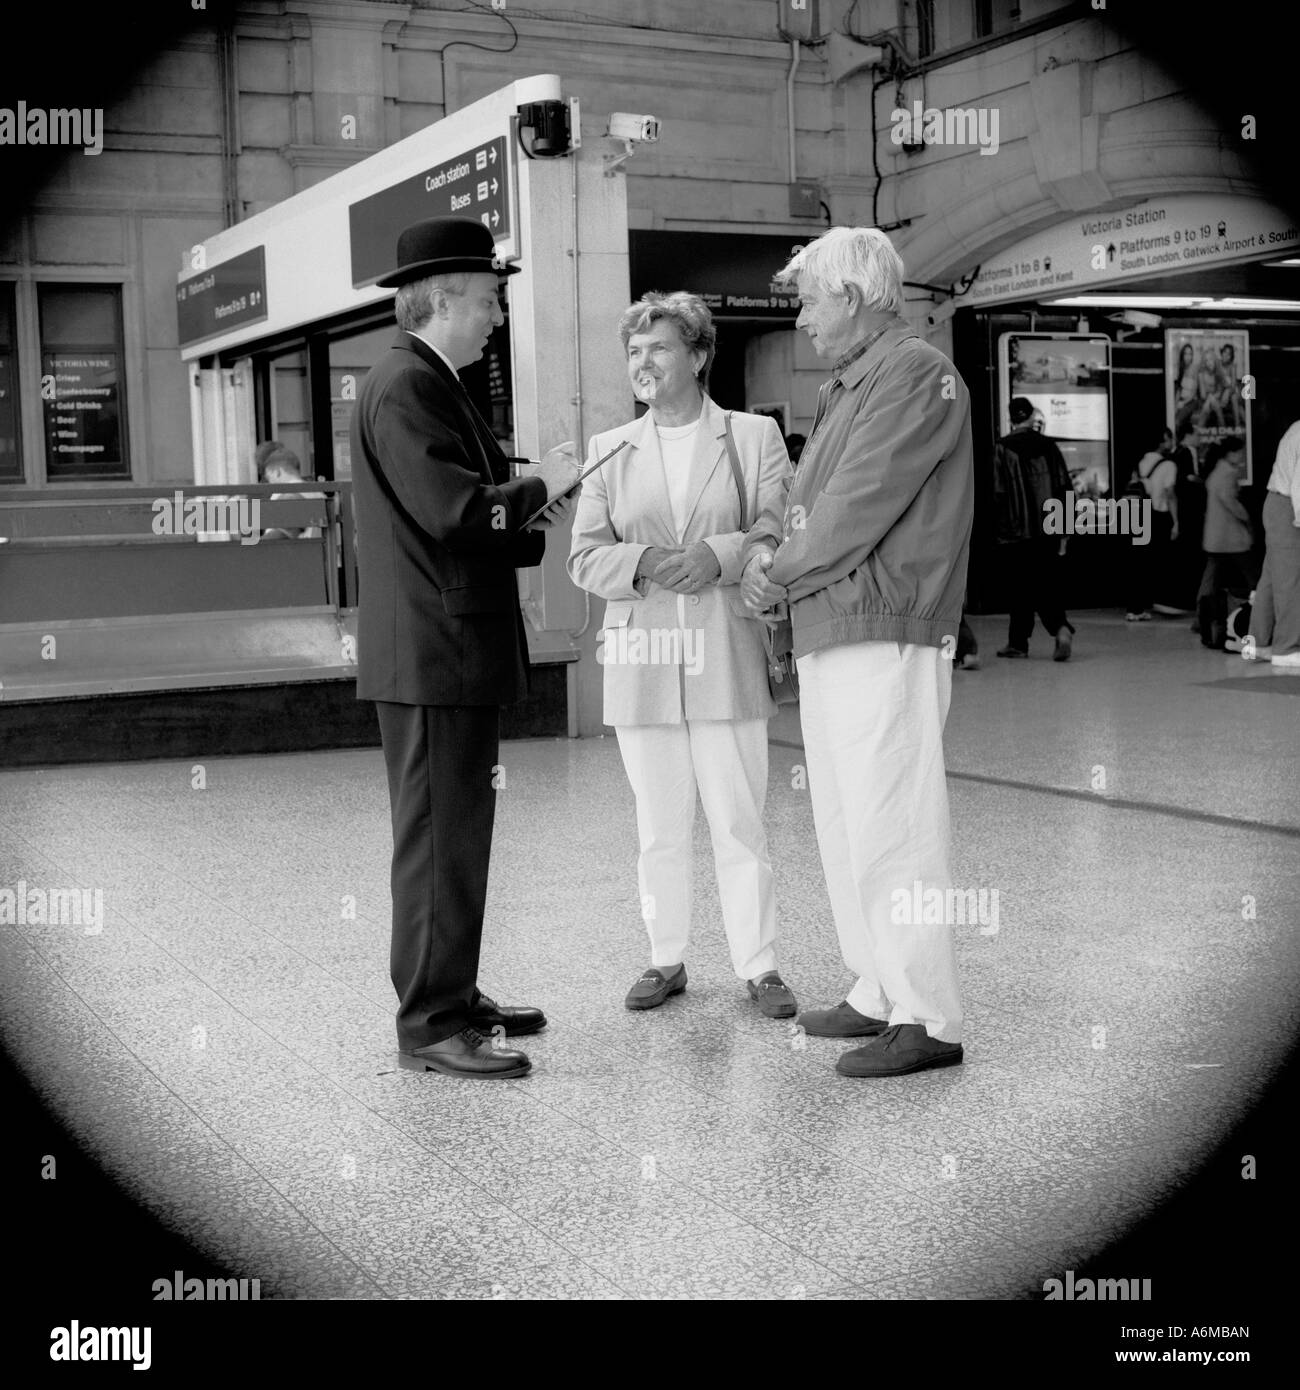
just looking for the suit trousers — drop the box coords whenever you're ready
[375,701,499,1049]
[614,718,778,981]
[797,640,963,1043]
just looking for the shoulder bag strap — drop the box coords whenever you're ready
[725,412,787,663]
[722,411,751,532]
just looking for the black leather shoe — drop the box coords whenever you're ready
[625,965,687,1011]
[397,1027,531,1079]
[996,645,1028,658]
[836,1023,963,1077]
[797,1000,889,1038]
[747,971,797,1018]
[468,992,547,1037]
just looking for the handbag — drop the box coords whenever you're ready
[722,412,800,705]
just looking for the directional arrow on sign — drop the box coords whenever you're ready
[348,134,510,287]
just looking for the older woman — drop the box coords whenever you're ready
[568,292,795,1017]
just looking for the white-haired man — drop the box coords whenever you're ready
[741,226,973,1078]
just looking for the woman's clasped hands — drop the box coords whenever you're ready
[638,541,722,594]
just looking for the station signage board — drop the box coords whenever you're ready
[176,246,268,349]
[630,231,818,319]
[955,195,1300,308]
[349,136,511,289]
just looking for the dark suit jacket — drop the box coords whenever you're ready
[351,331,548,705]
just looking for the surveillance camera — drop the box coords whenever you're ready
[607,113,660,143]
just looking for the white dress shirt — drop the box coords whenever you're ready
[1266,420,1300,524]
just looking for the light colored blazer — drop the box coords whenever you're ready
[568,395,791,726]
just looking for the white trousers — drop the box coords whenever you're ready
[614,719,778,981]
[797,641,963,1043]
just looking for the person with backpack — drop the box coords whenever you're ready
[1125,427,1179,621]
[993,396,1077,660]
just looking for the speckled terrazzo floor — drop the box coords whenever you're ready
[1,611,1296,1300]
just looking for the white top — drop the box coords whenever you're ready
[1138,452,1178,512]
[1266,420,1300,524]
[656,419,701,540]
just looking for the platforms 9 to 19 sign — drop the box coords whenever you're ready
[348,135,511,289]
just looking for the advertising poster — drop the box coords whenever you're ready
[1165,328,1252,483]
[40,349,128,479]
[997,333,1112,495]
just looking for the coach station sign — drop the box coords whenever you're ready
[349,136,511,288]
[954,195,1300,308]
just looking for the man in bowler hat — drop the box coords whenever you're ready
[352,216,581,1079]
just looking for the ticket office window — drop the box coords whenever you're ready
[0,283,21,483]
[248,289,517,489]
[260,346,313,479]
[464,281,516,453]
[325,304,515,480]
[37,283,131,482]
[470,315,515,454]
[328,324,392,481]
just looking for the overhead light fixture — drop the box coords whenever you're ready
[1263,257,1300,267]
[1044,294,1300,311]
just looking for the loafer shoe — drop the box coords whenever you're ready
[836,1023,963,1078]
[746,971,797,1018]
[398,1027,531,1079]
[797,1000,889,1038]
[625,965,687,1011]
[996,645,1028,658]
[469,992,547,1037]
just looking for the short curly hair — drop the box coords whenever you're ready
[617,291,716,387]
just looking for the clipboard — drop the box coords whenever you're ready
[520,439,629,528]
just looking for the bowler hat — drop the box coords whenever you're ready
[376,216,519,288]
